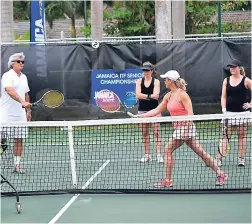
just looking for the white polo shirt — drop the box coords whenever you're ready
[0,69,30,122]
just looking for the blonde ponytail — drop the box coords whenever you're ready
[175,78,187,91]
[240,66,245,76]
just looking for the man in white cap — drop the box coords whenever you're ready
[0,52,31,173]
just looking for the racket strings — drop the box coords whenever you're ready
[42,91,64,108]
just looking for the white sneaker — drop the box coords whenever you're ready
[13,165,25,174]
[157,154,164,163]
[215,157,222,167]
[140,154,152,163]
[238,157,245,167]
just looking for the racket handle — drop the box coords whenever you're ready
[22,104,33,109]
[127,112,137,118]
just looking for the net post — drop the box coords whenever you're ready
[67,124,77,186]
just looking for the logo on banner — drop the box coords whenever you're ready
[35,0,45,42]
[95,89,115,103]
[30,0,47,79]
[31,0,45,42]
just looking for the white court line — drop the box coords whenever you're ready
[47,160,110,224]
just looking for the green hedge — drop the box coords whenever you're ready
[197,21,251,34]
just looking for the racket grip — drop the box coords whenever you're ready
[22,105,32,109]
[127,112,137,118]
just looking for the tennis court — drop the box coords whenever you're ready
[1,193,251,223]
[1,113,251,223]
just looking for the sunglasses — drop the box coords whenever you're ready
[142,69,151,72]
[230,65,238,68]
[13,60,25,64]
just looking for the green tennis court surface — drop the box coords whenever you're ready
[1,193,251,223]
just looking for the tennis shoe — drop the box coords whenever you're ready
[154,179,173,188]
[216,172,228,186]
[157,154,164,163]
[13,165,25,174]
[238,157,245,167]
[140,154,152,163]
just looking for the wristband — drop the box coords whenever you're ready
[222,108,227,113]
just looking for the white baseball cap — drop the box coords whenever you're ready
[160,70,180,81]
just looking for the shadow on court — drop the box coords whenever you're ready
[1,193,251,223]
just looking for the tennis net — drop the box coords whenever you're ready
[1,112,251,195]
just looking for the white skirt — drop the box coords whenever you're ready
[221,111,251,126]
[172,124,197,140]
[0,115,28,139]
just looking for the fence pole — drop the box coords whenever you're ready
[217,0,222,37]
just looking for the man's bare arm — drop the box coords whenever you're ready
[5,87,30,108]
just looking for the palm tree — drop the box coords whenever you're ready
[155,0,185,40]
[172,1,185,39]
[155,0,172,40]
[91,0,103,40]
[45,1,83,38]
[1,0,14,42]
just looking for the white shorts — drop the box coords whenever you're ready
[172,124,197,140]
[0,115,28,139]
[221,111,251,126]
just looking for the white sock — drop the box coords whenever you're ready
[216,168,221,176]
[14,156,21,166]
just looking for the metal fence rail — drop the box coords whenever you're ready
[1,33,251,46]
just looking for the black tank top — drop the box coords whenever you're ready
[226,76,250,112]
[138,77,159,111]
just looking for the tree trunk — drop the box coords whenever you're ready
[172,1,185,39]
[155,0,172,40]
[0,0,14,42]
[91,0,103,40]
[0,0,14,97]
[155,0,185,40]
[71,16,76,38]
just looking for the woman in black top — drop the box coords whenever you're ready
[216,59,251,167]
[135,62,163,163]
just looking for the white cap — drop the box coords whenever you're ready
[160,70,180,81]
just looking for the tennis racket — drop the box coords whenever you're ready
[218,118,230,157]
[29,90,64,108]
[95,89,138,116]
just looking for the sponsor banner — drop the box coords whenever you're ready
[91,69,143,105]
